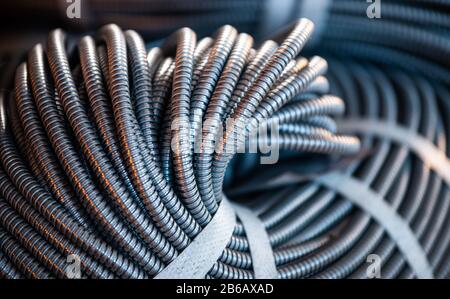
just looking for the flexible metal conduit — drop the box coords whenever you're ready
[225,0,450,279]
[0,19,363,279]
[0,0,449,280]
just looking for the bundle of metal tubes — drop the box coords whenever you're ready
[314,0,450,278]
[0,19,363,279]
[226,0,450,279]
[0,0,449,280]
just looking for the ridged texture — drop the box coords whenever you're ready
[0,19,361,279]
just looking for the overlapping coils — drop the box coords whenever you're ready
[0,19,361,279]
[227,0,450,279]
[230,56,450,279]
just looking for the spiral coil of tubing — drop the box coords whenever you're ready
[0,0,449,279]
[228,0,450,278]
[0,19,365,279]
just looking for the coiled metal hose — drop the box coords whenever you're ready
[0,0,449,280]
[230,57,450,279]
[226,0,450,279]
[0,19,362,279]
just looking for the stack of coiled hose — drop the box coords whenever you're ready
[0,19,364,279]
[317,0,450,278]
[227,0,450,279]
[1,0,450,278]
